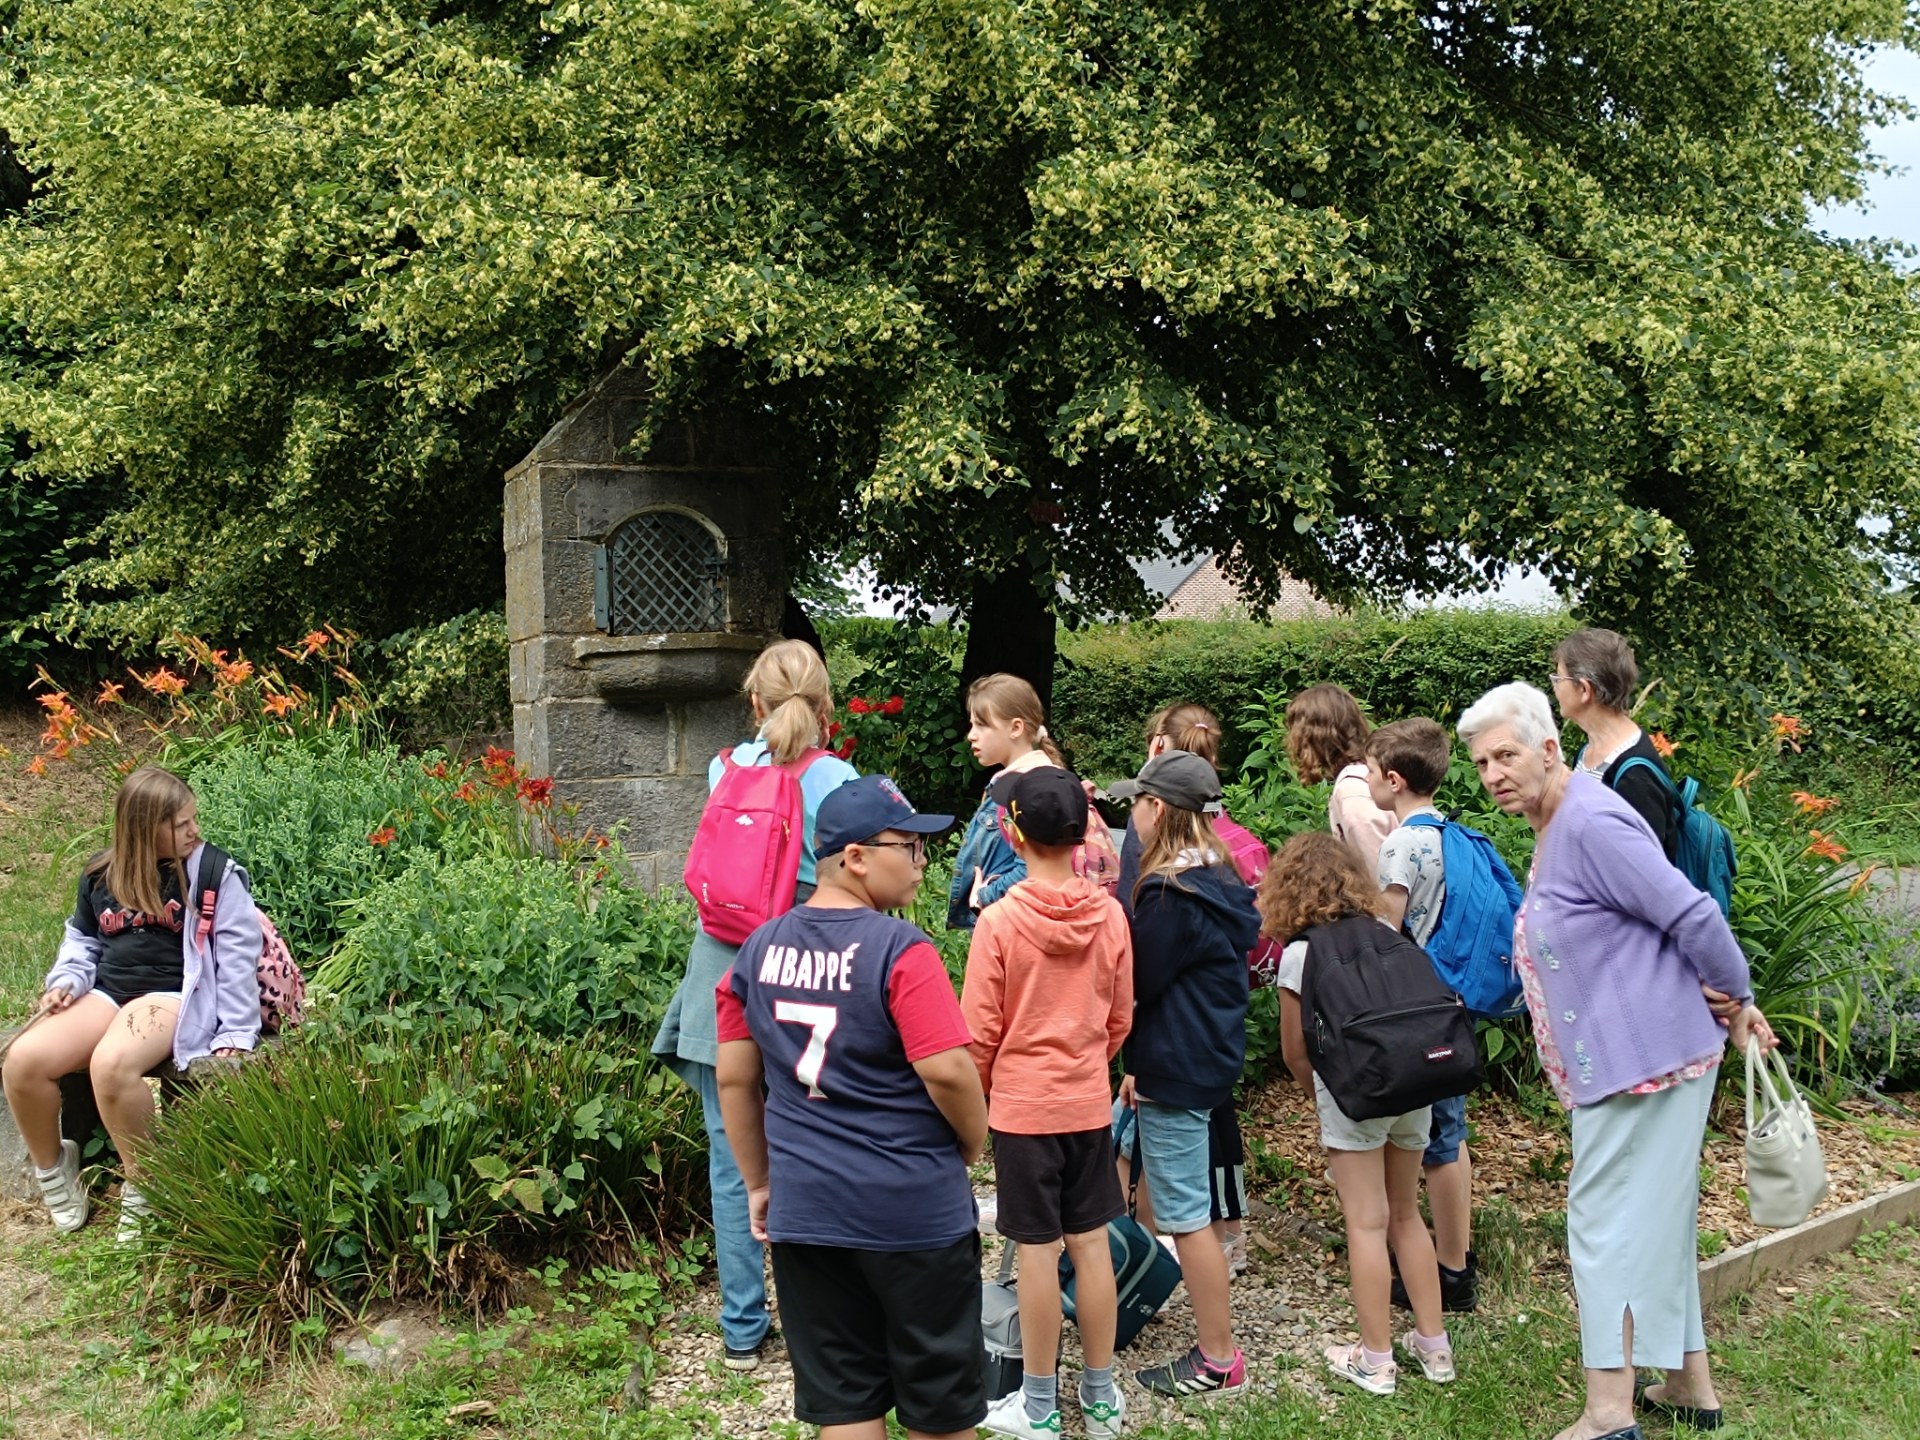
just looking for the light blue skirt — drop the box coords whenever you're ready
[1566,1070,1716,1369]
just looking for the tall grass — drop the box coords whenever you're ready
[140,1024,705,1330]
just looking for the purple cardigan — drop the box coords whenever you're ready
[45,842,264,1070]
[1520,772,1751,1106]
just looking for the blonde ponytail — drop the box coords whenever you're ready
[745,639,835,765]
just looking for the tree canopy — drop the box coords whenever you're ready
[1,0,1917,703]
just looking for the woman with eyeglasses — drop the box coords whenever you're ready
[1546,629,1678,862]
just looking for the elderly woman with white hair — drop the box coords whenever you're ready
[1458,682,1775,1440]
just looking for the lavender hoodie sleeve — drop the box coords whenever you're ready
[1569,806,1753,1003]
[46,923,102,997]
[194,856,264,1055]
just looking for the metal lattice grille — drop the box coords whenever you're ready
[602,511,727,635]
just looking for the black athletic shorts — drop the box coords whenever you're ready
[992,1127,1126,1244]
[771,1233,987,1432]
[1209,1102,1247,1223]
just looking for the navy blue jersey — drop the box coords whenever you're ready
[720,905,976,1250]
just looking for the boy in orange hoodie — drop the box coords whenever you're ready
[961,767,1134,1440]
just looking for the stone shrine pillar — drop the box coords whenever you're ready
[505,367,784,889]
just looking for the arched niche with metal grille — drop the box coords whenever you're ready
[593,508,729,636]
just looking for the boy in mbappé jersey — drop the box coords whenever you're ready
[717,775,990,1440]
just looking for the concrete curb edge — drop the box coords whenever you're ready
[1699,1178,1920,1308]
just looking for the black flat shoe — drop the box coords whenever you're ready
[1635,1378,1724,1431]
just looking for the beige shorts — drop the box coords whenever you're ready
[1312,1075,1432,1153]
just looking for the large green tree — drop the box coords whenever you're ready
[1,0,1917,703]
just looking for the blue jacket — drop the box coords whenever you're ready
[1123,862,1259,1110]
[947,786,1025,931]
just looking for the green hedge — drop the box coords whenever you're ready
[1052,610,1570,782]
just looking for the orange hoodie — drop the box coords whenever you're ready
[960,875,1134,1135]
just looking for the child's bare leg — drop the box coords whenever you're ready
[87,997,180,1176]
[1061,1228,1116,1371]
[1016,1240,1065,1379]
[1425,1147,1472,1271]
[2,996,117,1167]
[1327,1147,1396,1354]
[1170,1226,1234,1359]
[1384,1145,1444,1338]
[822,1426,977,1440]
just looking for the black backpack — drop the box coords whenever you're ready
[1298,914,1485,1121]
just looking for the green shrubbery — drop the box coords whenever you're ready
[317,852,693,1040]
[141,1025,705,1328]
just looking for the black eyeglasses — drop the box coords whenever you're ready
[862,837,928,864]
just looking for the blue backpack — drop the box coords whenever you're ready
[1610,757,1737,918]
[1402,813,1525,1019]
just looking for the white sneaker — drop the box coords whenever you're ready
[981,1389,1061,1438]
[35,1139,90,1233]
[1398,1330,1456,1383]
[977,1194,999,1234]
[1221,1229,1248,1277]
[1080,1384,1127,1439]
[116,1181,153,1245]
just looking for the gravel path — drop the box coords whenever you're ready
[642,1194,1445,1436]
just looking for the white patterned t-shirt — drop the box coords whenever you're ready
[1377,808,1447,948]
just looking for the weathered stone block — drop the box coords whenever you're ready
[675,697,755,774]
[561,775,708,863]
[522,699,675,782]
[506,538,597,641]
[509,637,595,706]
[573,633,762,701]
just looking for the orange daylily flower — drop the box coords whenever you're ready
[1790,791,1839,817]
[136,666,188,698]
[1768,713,1805,753]
[96,680,125,706]
[368,826,397,847]
[299,629,332,659]
[1649,731,1676,759]
[1804,830,1848,863]
[24,755,47,776]
[261,692,301,718]
[216,658,255,687]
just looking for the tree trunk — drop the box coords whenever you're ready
[959,562,1057,712]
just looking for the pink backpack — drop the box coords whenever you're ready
[1214,813,1271,887]
[684,746,827,945]
[194,845,307,1034]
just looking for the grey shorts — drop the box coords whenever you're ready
[1312,1075,1431,1153]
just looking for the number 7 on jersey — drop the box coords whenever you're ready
[773,1000,839,1099]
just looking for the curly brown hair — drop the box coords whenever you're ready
[1283,684,1372,784]
[1257,831,1382,941]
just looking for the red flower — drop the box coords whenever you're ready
[455,781,480,802]
[426,761,450,780]
[881,695,905,716]
[847,697,873,715]
[517,776,555,808]
[833,736,858,759]
[368,826,396,847]
[481,745,518,788]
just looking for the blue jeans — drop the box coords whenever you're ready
[689,1061,771,1350]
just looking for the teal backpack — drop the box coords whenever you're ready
[1610,757,1738,918]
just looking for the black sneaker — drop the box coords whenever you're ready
[1390,1250,1478,1313]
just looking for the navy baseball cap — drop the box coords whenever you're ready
[814,775,954,861]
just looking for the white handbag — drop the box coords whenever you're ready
[1744,1035,1830,1229]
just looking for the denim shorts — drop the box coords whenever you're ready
[1112,1097,1212,1234]
[1424,1092,1469,1166]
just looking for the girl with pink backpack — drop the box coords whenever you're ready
[651,639,858,1372]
